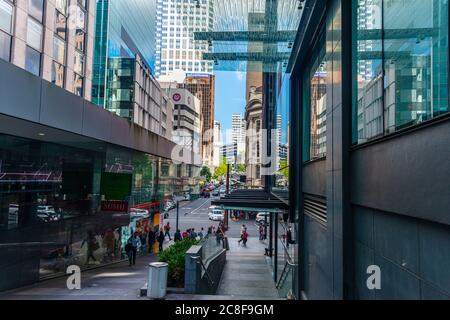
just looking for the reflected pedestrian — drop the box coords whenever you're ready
[148,228,155,253]
[157,228,165,252]
[82,230,99,265]
[127,232,141,266]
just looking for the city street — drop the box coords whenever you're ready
[164,195,261,239]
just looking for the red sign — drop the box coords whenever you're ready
[101,200,129,212]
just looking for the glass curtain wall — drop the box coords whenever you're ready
[353,0,449,144]
[0,133,199,287]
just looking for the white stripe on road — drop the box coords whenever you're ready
[189,198,210,215]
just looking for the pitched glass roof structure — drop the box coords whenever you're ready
[193,0,305,72]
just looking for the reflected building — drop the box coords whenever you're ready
[91,0,172,140]
[0,0,95,100]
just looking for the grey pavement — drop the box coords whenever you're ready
[0,253,158,300]
[214,237,280,299]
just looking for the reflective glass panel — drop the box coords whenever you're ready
[52,61,64,87]
[353,0,449,144]
[28,0,44,22]
[0,30,11,61]
[27,18,43,51]
[53,36,66,64]
[25,45,41,76]
[0,0,13,34]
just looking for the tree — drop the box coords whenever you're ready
[200,166,212,182]
[213,157,228,180]
[279,160,289,178]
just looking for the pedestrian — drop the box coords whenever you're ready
[127,232,141,266]
[259,225,264,241]
[157,228,165,252]
[148,228,155,253]
[242,228,248,247]
[215,228,223,246]
[286,226,293,248]
[182,229,188,239]
[190,228,197,239]
[164,222,172,241]
[81,230,99,265]
[238,224,246,244]
[174,229,182,242]
[198,227,204,240]
[207,226,212,235]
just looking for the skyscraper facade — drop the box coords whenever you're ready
[182,74,215,166]
[91,0,172,140]
[155,0,214,77]
[0,0,95,101]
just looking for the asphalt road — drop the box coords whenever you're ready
[164,195,262,239]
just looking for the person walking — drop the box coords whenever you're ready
[127,232,141,266]
[148,228,155,253]
[198,228,204,240]
[157,228,165,252]
[190,228,197,240]
[174,229,182,242]
[259,225,264,241]
[215,227,223,246]
[242,228,248,247]
[164,222,172,241]
[238,224,246,244]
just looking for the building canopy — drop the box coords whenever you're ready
[193,0,305,72]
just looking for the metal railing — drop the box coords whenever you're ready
[190,255,214,287]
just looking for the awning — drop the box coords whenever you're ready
[211,189,289,213]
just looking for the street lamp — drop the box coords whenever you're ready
[176,200,179,231]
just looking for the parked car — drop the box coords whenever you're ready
[208,206,224,221]
[256,212,270,224]
[212,190,220,197]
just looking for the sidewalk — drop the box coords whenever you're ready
[215,237,280,299]
[0,253,158,300]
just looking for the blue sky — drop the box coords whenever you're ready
[214,71,246,131]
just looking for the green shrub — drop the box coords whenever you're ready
[158,238,199,288]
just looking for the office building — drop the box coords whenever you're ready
[213,120,221,167]
[183,74,215,166]
[164,87,201,159]
[230,113,246,164]
[0,56,200,291]
[0,0,95,100]
[245,84,263,187]
[211,0,450,301]
[155,0,214,77]
[283,0,450,299]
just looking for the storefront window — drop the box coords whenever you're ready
[353,0,449,144]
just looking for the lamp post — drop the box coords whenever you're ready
[176,200,179,231]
